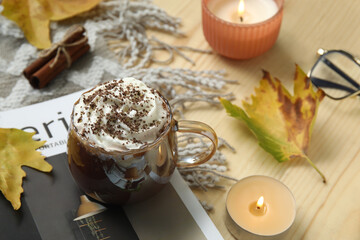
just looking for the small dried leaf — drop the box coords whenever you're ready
[0,128,52,210]
[221,65,326,182]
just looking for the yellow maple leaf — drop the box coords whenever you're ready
[0,128,52,210]
[1,0,101,49]
[221,65,327,182]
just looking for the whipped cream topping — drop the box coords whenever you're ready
[73,78,171,151]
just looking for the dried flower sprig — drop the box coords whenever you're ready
[94,0,212,68]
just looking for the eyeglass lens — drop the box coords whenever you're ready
[310,51,360,99]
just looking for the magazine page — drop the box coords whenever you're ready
[0,91,223,240]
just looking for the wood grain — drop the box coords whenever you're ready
[153,0,360,239]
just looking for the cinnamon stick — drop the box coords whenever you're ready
[30,43,90,88]
[23,25,89,89]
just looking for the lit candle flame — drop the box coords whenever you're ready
[238,0,245,22]
[256,196,264,208]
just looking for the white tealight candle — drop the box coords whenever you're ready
[226,176,296,236]
[207,0,278,24]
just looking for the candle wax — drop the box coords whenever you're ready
[226,176,296,236]
[207,0,278,24]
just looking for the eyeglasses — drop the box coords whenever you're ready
[308,48,360,100]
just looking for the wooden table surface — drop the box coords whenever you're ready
[153,0,360,239]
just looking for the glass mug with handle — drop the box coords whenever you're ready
[67,78,217,204]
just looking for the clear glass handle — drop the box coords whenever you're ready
[175,120,218,168]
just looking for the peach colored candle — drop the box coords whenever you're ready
[226,176,296,236]
[202,0,284,59]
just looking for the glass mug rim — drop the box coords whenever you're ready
[70,87,175,156]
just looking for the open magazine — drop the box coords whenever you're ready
[0,91,224,240]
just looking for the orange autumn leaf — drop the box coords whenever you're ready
[1,0,101,49]
[221,65,327,182]
[0,128,52,210]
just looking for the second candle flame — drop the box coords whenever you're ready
[257,196,264,209]
[238,0,245,21]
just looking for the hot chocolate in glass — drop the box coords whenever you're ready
[67,78,218,204]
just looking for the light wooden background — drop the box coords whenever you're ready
[153,0,360,239]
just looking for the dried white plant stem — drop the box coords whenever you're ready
[92,0,212,68]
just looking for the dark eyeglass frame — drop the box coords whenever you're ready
[308,48,360,100]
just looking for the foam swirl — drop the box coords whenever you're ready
[73,78,170,151]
